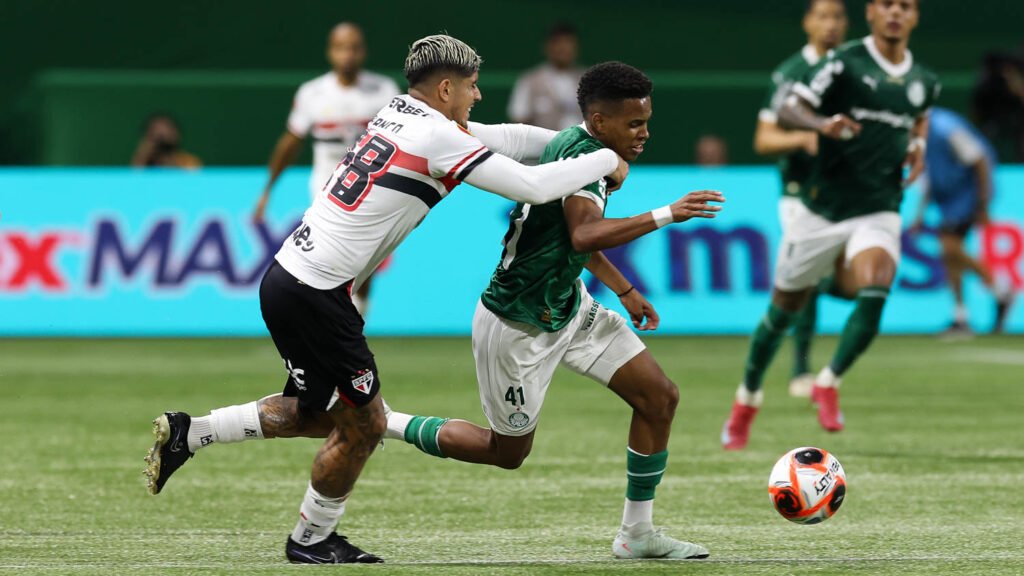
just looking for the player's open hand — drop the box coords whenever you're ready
[902,144,925,188]
[671,190,725,222]
[620,289,659,331]
[605,156,630,192]
[819,114,862,141]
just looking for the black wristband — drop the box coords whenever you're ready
[617,286,635,298]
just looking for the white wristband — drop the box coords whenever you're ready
[908,137,926,154]
[651,205,673,228]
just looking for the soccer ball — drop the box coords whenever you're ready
[768,447,846,524]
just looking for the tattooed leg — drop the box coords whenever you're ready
[309,394,386,498]
[258,393,334,439]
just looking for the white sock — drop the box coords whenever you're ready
[186,401,263,452]
[383,401,413,441]
[954,304,968,324]
[735,384,764,407]
[816,366,841,389]
[621,499,654,536]
[994,277,1013,301]
[290,483,347,546]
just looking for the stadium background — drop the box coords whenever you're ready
[3,3,1024,575]
[1,0,1022,336]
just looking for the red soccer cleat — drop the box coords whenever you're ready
[812,385,844,432]
[721,401,759,450]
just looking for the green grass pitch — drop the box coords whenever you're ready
[1,335,1022,575]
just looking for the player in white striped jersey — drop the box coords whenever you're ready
[253,22,399,315]
[145,34,628,564]
[254,23,399,214]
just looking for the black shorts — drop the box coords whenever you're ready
[938,220,973,238]
[259,260,380,411]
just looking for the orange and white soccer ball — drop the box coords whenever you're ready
[768,447,846,524]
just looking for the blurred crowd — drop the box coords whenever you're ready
[133,22,1024,171]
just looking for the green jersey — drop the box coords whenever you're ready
[480,125,607,332]
[760,45,822,197]
[792,37,940,221]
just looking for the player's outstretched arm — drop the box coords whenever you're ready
[778,95,862,141]
[972,156,993,226]
[563,191,724,254]
[585,251,659,331]
[467,122,558,162]
[462,150,628,206]
[754,119,818,157]
[254,131,304,222]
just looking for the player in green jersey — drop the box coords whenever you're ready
[754,0,848,398]
[723,0,939,448]
[385,62,724,559]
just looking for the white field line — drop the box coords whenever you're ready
[1,554,1024,569]
[954,347,1024,366]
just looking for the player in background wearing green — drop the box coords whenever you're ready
[385,62,723,559]
[754,0,848,398]
[723,0,939,448]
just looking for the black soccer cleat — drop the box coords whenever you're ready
[143,411,194,495]
[285,533,384,564]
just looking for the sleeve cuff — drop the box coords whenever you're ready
[791,83,821,109]
[758,109,778,123]
[568,189,605,211]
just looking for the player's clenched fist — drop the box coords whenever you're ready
[818,114,862,141]
[671,190,725,222]
[605,156,630,192]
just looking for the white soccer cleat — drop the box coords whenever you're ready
[788,373,814,398]
[612,527,709,560]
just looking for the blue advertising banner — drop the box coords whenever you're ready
[0,167,1021,336]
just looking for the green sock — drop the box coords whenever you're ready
[403,416,448,458]
[819,275,854,301]
[791,290,818,377]
[626,448,668,501]
[830,286,889,376]
[743,304,797,392]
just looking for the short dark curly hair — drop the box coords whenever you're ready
[577,61,652,115]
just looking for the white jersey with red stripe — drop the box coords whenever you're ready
[276,94,497,290]
[287,71,400,198]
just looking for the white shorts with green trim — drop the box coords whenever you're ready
[774,200,901,291]
[472,285,645,437]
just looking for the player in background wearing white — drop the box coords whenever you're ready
[252,22,399,315]
[753,0,847,397]
[144,35,629,565]
[384,61,722,560]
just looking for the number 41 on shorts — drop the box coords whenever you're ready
[504,386,525,406]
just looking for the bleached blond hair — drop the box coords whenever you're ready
[404,34,482,86]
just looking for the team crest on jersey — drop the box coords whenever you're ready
[351,369,374,394]
[907,81,926,107]
[508,412,530,429]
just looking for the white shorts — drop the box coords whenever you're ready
[472,285,646,436]
[774,200,902,291]
[778,195,803,232]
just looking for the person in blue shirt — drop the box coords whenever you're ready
[912,107,1015,336]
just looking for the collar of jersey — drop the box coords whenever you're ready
[397,94,449,121]
[862,35,913,78]
[802,44,822,67]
